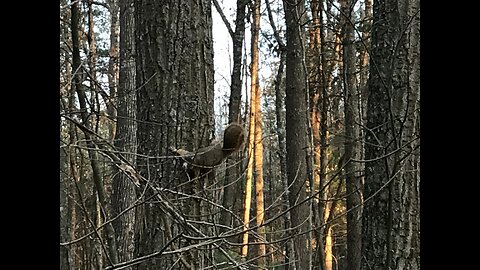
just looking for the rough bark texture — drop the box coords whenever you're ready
[361,0,420,269]
[111,0,137,268]
[341,1,363,270]
[362,0,398,267]
[134,0,214,268]
[60,147,71,270]
[389,0,420,269]
[284,0,311,269]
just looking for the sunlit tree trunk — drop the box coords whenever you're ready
[325,227,333,270]
[242,106,254,258]
[251,1,266,266]
[241,0,262,258]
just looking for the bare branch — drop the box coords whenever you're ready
[265,0,285,49]
[212,0,235,39]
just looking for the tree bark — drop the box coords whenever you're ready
[106,0,120,140]
[242,103,255,258]
[341,1,363,270]
[134,0,214,268]
[284,0,311,268]
[362,1,398,267]
[307,1,327,269]
[60,147,71,270]
[111,0,137,268]
[241,2,260,252]
[388,0,420,268]
[265,2,295,267]
[325,227,333,270]
[361,0,420,269]
[251,1,266,266]
[220,0,248,237]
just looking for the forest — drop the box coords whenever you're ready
[59,0,420,269]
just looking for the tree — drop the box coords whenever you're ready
[265,1,296,267]
[361,0,420,269]
[134,0,215,268]
[71,1,119,267]
[340,0,363,269]
[60,145,71,270]
[241,0,266,267]
[307,0,328,268]
[284,0,311,268]
[106,0,120,140]
[111,0,137,268]
[60,2,72,268]
[217,0,248,239]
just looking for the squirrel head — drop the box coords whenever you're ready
[222,123,245,153]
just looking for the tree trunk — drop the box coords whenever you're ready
[253,84,266,266]
[265,2,295,266]
[275,51,296,270]
[284,0,311,269]
[307,1,327,269]
[388,0,420,268]
[251,1,266,267]
[242,108,254,258]
[111,0,137,268]
[60,147,71,270]
[106,0,120,140]
[220,0,247,237]
[325,227,333,270]
[134,0,214,268]
[341,1,363,270]
[241,1,260,253]
[71,2,119,266]
[228,0,247,123]
[362,1,397,266]
[361,0,420,269]
[67,58,80,269]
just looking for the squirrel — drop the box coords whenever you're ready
[170,122,245,171]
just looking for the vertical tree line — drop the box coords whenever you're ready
[60,0,420,269]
